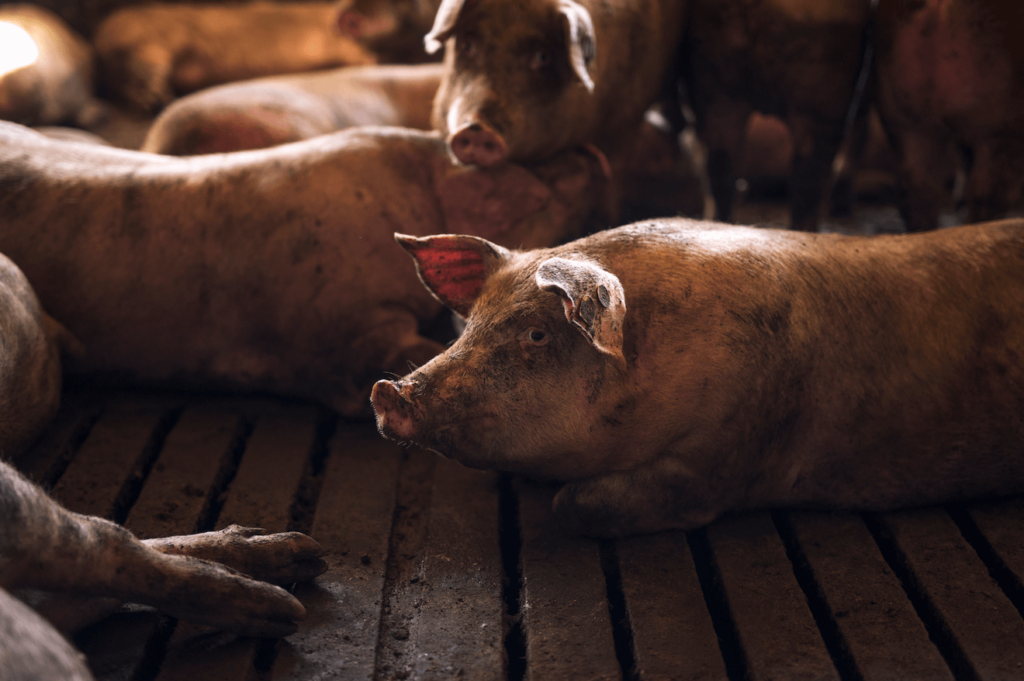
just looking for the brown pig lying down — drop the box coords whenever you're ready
[372,218,1024,537]
[0,121,603,417]
[142,63,443,155]
[0,252,325,679]
[93,1,374,113]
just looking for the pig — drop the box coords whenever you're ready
[874,0,1024,232]
[683,0,873,231]
[35,127,112,146]
[372,218,1024,537]
[0,121,604,417]
[93,2,375,113]
[142,63,444,155]
[0,5,103,127]
[335,0,443,63]
[425,0,688,168]
[1,476,327,679]
[0,249,324,679]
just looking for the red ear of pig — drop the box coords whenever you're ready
[395,233,511,318]
[425,0,470,53]
[559,0,597,92]
[535,257,626,363]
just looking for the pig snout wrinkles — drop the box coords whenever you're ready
[449,122,508,167]
[371,380,417,441]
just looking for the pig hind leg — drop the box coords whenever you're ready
[695,99,752,224]
[964,138,1024,225]
[787,113,847,232]
[885,124,953,232]
[0,460,306,637]
[26,526,326,634]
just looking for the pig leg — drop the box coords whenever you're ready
[25,526,327,634]
[964,140,1024,225]
[887,126,952,232]
[787,114,846,232]
[695,100,752,223]
[551,458,722,538]
[0,461,308,637]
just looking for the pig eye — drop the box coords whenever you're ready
[521,327,550,346]
[530,49,551,70]
[457,36,476,58]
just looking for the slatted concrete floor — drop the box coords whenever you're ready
[11,386,1024,681]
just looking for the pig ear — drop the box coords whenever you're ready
[395,233,512,318]
[536,257,625,362]
[424,0,468,54]
[558,0,597,93]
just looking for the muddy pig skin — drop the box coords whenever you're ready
[93,2,375,113]
[0,254,75,456]
[142,63,443,155]
[0,5,100,127]
[425,0,687,168]
[335,0,443,63]
[875,0,1024,232]
[0,122,602,417]
[685,0,872,231]
[372,218,1024,537]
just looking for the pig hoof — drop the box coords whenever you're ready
[147,527,327,584]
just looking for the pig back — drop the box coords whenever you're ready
[0,125,449,386]
[584,220,1024,511]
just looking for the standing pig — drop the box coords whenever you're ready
[372,218,1024,536]
[142,63,443,155]
[684,0,873,231]
[0,5,102,127]
[875,0,1024,231]
[426,0,687,168]
[0,122,604,417]
[335,0,443,63]
[93,2,375,113]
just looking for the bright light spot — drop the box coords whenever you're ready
[0,22,40,79]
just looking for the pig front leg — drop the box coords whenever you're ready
[786,113,847,232]
[26,526,327,634]
[0,461,311,637]
[883,123,952,232]
[695,99,752,224]
[551,457,723,538]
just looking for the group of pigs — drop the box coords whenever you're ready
[1,2,1024,676]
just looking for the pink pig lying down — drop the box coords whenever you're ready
[372,218,1024,537]
[0,121,604,417]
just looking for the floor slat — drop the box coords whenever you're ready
[618,530,729,681]
[707,512,839,681]
[270,423,401,680]
[877,508,1024,680]
[517,481,620,681]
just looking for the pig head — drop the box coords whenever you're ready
[372,233,634,480]
[427,0,685,167]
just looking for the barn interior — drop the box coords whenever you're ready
[2,0,1024,680]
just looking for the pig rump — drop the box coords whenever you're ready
[374,219,1024,537]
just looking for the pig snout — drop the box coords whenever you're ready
[371,379,417,441]
[449,123,508,167]
[335,11,364,38]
